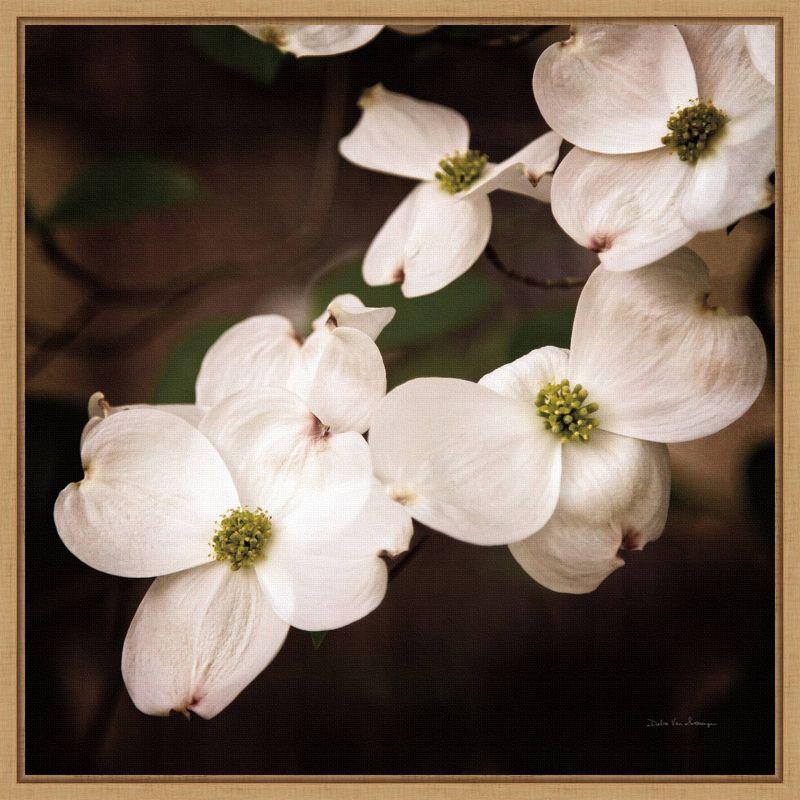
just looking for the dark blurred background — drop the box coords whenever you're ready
[24,24,776,775]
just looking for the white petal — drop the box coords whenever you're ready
[557,430,670,525]
[510,431,670,593]
[550,146,695,271]
[256,484,412,630]
[297,480,414,559]
[287,327,386,434]
[568,249,767,442]
[338,84,470,181]
[79,415,102,448]
[744,25,776,85]
[283,24,383,57]
[369,483,415,557]
[368,378,562,545]
[532,24,698,154]
[679,25,774,134]
[511,515,625,594]
[54,408,238,578]
[456,130,562,202]
[526,172,553,204]
[338,481,415,558]
[199,389,373,533]
[680,125,775,233]
[364,182,492,297]
[479,346,570,404]
[195,315,301,412]
[362,184,419,287]
[239,24,383,57]
[260,550,388,632]
[311,293,396,340]
[122,563,289,719]
[87,390,110,419]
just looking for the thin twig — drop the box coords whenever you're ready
[24,261,250,370]
[483,242,589,288]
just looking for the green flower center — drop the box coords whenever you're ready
[536,379,599,443]
[435,149,488,194]
[211,507,272,571]
[661,99,728,162]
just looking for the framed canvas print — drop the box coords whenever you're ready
[2,2,798,798]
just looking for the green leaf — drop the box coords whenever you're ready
[45,154,203,227]
[310,630,328,649]
[152,318,240,404]
[191,25,285,85]
[311,261,502,349]
[506,305,576,362]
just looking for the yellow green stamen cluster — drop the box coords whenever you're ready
[211,507,272,571]
[435,149,488,194]
[661,100,728,162]
[536,379,599,443]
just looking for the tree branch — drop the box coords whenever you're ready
[483,242,589,288]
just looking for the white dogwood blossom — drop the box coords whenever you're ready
[195,295,393,434]
[367,248,766,593]
[55,390,411,719]
[533,24,775,270]
[339,85,562,296]
[237,24,436,57]
[238,24,385,57]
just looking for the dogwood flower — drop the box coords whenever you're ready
[55,389,411,718]
[338,85,562,296]
[237,24,436,57]
[238,24,385,57]
[367,248,766,592]
[533,24,775,270]
[195,295,393,434]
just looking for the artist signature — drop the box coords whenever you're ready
[646,717,719,729]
